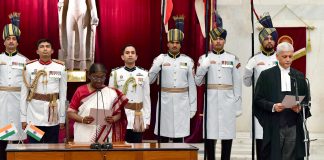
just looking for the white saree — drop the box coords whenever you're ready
[73,87,127,143]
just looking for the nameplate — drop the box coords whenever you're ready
[67,70,86,82]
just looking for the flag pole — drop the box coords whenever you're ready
[250,0,256,159]
[158,0,166,143]
[204,0,211,160]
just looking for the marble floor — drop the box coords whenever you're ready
[189,132,324,160]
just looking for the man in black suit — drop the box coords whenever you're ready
[254,42,311,160]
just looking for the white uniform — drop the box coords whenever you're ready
[20,60,67,126]
[243,51,277,139]
[195,50,242,139]
[108,66,151,130]
[149,53,197,138]
[0,52,28,140]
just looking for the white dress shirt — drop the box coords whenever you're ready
[278,64,291,92]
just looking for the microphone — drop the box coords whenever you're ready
[288,72,311,107]
[288,72,296,79]
[288,72,304,79]
[288,72,300,105]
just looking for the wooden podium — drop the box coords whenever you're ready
[6,143,198,160]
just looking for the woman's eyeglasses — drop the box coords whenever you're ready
[89,76,106,81]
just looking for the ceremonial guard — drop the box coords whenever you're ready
[109,44,151,143]
[0,13,28,160]
[243,12,278,160]
[20,39,67,143]
[149,16,197,142]
[195,24,242,159]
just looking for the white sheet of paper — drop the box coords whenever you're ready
[281,95,305,108]
[89,108,112,125]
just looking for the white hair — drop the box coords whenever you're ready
[276,42,294,55]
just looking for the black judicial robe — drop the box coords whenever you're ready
[254,65,311,160]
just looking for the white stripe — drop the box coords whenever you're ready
[195,0,206,37]
[0,128,16,136]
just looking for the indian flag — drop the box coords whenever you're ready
[0,123,18,140]
[24,124,44,141]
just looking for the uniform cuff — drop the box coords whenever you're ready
[272,104,276,112]
[59,117,66,124]
[245,66,253,71]
[144,118,150,125]
[21,115,27,122]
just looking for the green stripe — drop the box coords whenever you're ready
[0,130,15,140]
[27,131,41,141]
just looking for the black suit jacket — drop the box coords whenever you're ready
[253,65,311,160]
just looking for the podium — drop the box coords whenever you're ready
[6,143,198,160]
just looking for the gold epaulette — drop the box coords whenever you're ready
[111,66,121,71]
[26,59,38,65]
[235,55,239,61]
[255,52,262,56]
[136,66,148,72]
[180,53,189,59]
[52,59,65,65]
[180,54,195,64]
[110,67,121,78]
[226,51,239,61]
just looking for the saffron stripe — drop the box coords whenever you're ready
[30,125,45,135]
[0,124,13,133]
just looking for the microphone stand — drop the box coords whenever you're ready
[302,78,311,159]
[291,77,306,158]
[99,90,112,150]
[90,90,101,149]
[291,74,310,159]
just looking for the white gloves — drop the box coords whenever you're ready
[246,57,257,70]
[234,96,242,117]
[190,111,196,118]
[154,54,164,66]
[201,56,211,69]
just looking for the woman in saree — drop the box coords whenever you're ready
[67,63,128,143]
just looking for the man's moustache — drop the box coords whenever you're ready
[265,45,274,49]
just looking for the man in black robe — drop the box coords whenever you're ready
[254,42,311,160]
